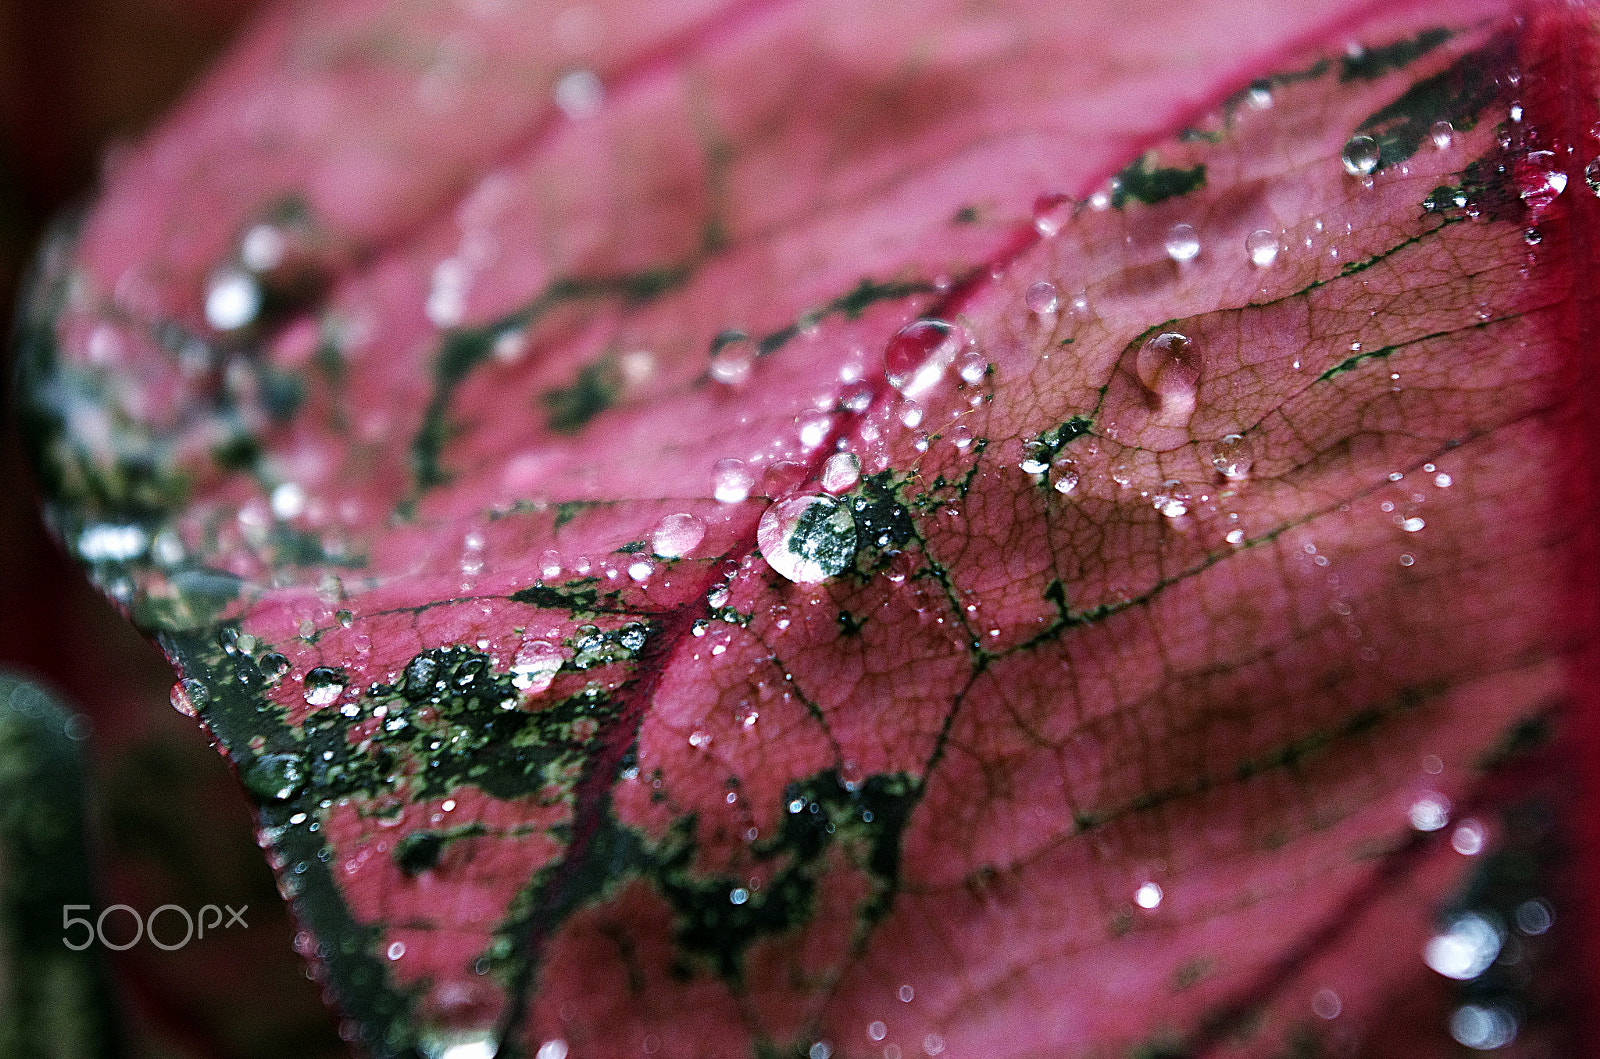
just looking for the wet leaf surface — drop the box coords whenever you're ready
[16,0,1600,1056]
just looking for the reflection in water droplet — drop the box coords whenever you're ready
[1134,882,1163,909]
[171,678,207,718]
[540,550,562,579]
[1424,912,1502,980]
[899,400,924,428]
[1211,434,1253,480]
[240,223,287,272]
[1153,482,1188,518]
[1408,791,1450,831]
[1164,223,1200,262]
[535,1041,568,1059]
[709,331,755,386]
[713,458,754,504]
[205,269,262,331]
[1586,157,1600,197]
[1245,229,1279,267]
[1341,135,1380,176]
[1136,332,1202,407]
[957,351,987,384]
[1025,281,1059,315]
[1430,120,1454,150]
[884,319,964,398]
[1246,84,1272,109]
[758,494,857,583]
[840,380,873,412]
[1450,1004,1518,1050]
[627,558,654,582]
[652,513,706,558]
[821,452,861,494]
[304,667,346,707]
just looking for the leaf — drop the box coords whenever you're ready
[16,0,1595,1056]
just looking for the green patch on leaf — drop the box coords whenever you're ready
[844,472,916,572]
[1110,155,1206,209]
[1354,38,1512,171]
[1340,27,1452,81]
[541,358,621,435]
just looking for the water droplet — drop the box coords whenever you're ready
[553,69,603,118]
[1430,120,1454,150]
[387,941,406,960]
[271,482,307,520]
[1434,472,1452,488]
[757,493,857,584]
[898,400,924,428]
[205,268,262,331]
[627,558,654,581]
[884,319,965,398]
[798,411,833,450]
[535,1041,569,1059]
[688,727,713,750]
[1226,528,1245,545]
[422,1033,500,1059]
[808,1043,832,1059]
[1424,912,1502,980]
[1135,881,1163,909]
[1451,819,1485,855]
[840,380,873,412]
[1025,280,1059,314]
[240,223,287,272]
[956,350,987,384]
[923,1034,945,1056]
[868,1022,887,1043]
[1153,482,1189,518]
[1341,135,1380,176]
[244,752,303,802]
[1401,516,1425,533]
[303,666,346,707]
[729,887,749,905]
[1245,229,1280,267]
[1585,157,1600,197]
[652,513,706,558]
[1032,193,1073,236]
[1136,332,1202,406]
[1164,223,1200,262]
[1246,83,1272,109]
[713,458,754,504]
[1210,434,1253,479]
[170,678,208,717]
[1019,443,1049,476]
[1311,989,1342,1020]
[899,985,915,1003]
[260,653,289,685]
[821,452,861,494]
[540,550,562,579]
[1408,791,1450,831]
[1514,899,1552,935]
[709,331,755,386]
[1450,1004,1518,1050]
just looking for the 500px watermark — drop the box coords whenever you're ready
[61,904,247,951]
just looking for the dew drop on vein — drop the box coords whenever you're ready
[652,512,706,558]
[1136,331,1201,409]
[1341,134,1380,177]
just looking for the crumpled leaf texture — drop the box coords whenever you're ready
[18,0,1598,1056]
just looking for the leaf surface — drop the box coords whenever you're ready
[17,0,1600,1056]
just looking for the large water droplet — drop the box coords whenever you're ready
[1032,193,1073,236]
[1136,332,1202,407]
[1164,223,1200,262]
[1424,912,1502,980]
[884,319,964,398]
[511,641,562,693]
[1210,433,1253,480]
[1450,1005,1517,1051]
[244,752,304,802]
[820,452,861,494]
[1245,230,1279,267]
[652,512,706,558]
[757,494,857,583]
[1025,281,1059,315]
[170,677,208,718]
[1430,120,1454,150]
[205,268,262,331]
[713,458,754,504]
[709,330,755,386]
[1341,135,1380,176]
[303,666,346,707]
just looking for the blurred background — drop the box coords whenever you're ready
[0,0,345,1054]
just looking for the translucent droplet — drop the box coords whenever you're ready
[1032,193,1073,236]
[808,1043,832,1059]
[1585,157,1600,197]
[1311,989,1342,1020]
[899,984,915,1003]
[1134,881,1163,909]
[867,1022,887,1043]
[1210,434,1253,480]
[540,550,562,579]
[729,887,749,905]
[713,458,754,504]
[1430,120,1454,150]
[923,1034,945,1056]
[205,268,262,331]
[553,69,603,118]
[839,380,873,412]
[1025,281,1059,314]
[884,319,965,398]
[1514,899,1552,935]
[1451,819,1485,855]
[303,666,346,707]
[170,678,208,718]
[387,941,406,960]
[1424,912,1502,980]
[240,223,287,273]
[1246,229,1280,267]
[1401,516,1425,533]
[1246,83,1272,109]
[1019,443,1049,476]
[1164,223,1200,262]
[1341,135,1380,176]
[1050,458,1079,495]
[652,513,706,558]
[956,351,987,384]
[535,1041,569,1059]
[797,411,833,450]
[1450,1004,1517,1050]
[1153,481,1189,518]
[757,493,857,584]
[821,452,861,494]
[244,752,303,802]
[1408,791,1451,832]
[709,331,755,386]
[898,400,924,428]
[1136,331,1202,405]
[271,482,307,520]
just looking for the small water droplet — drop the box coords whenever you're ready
[757,493,856,583]
[536,1040,569,1059]
[1033,193,1073,236]
[1245,229,1279,267]
[1585,157,1600,197]
[1514,899,1552,936]
[798,411,833,450]
[821,452,861,494]
[540,550,562,579]
[205,268,262,331]
[1246,83,1272,109]
[244,752,303,802]
[884,319,965,398]
[1211,434,1253,480]
[170,678,208,717]
[709,331,755,386]
[956,350,987,384]
[1452,819,1485,855]
[1401,516,1425,533]
[898,400,924,428]
[688,727,713,750]
[1225,528,1245,545]
[713,458,754,504]
[1164,223,1200,263]
[729,887,749,905]
[1153,481,1189,518]
[899,985,915,1003]
[303,666,346,707]
[1429,120,1454,150]
[1409,791,1451,831]
[652,512,706,558]
[387,941,406,960]
[1341,135,1380,176]
[627,558,654,581]
[1136,332,1202,406]
[553,68,603,118]
[868,1022,887,1043]
[1025,280,1059,314]
[840,380,873,412]
[1051,458,1079,495]
[1135,881,1163,909]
